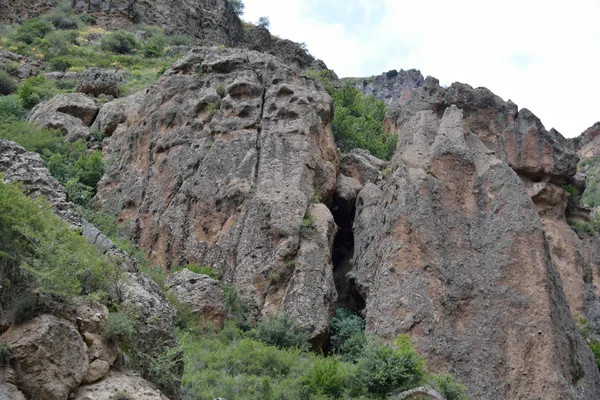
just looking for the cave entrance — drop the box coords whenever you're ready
[331,192,366,314]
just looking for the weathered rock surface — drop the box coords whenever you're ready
[27,93,99,142]
[349,69,425,107]
[95,47,339,342]
[339,148,389,186]
[165,268,225,327]
[81,359,110,385]
[0,51,44,80]
[352,105,600,399]
[73,371,169,400]
[91,93,144,137]
[392,77,578,181]
[77,68,120,98]
[0,366,27,400]
[116,272,182,399]
[0,314,89,400]
[0,139,81,225]
[572,122,600,160]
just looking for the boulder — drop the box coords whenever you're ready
[339,149,389,186]
[81,359,110,384]
[0,315,88,400]
[91,93,144,137]
[165,269,225,328]
[95,47,339,343]
[0,51,44,80]
[83,332,118,366]
[77,68,119,98]
[73,371,169,400]
[116,272,182,399]
[352,105,600,399]
[27,93,99,141]
[82,219,116,254]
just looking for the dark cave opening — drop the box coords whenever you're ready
[331,193,366,314]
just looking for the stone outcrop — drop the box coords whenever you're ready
[352,105,600,399]
[73,371,169,400]
[349,69,425,107]
[165,268,225,327]
[95,46,339,342]
[572,122,600,160]
[0,51,44,81]
[0,139,81,225]
[392,77,578,181]
[0,366,26,400]
[28,93,99,142]
[0,314,89,400]
[77,68,120,99]
[91,93,144,137]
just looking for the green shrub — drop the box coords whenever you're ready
[0,120,63,152]
[303,356,350,397]
[44,29,79,54]
[248,314,309,350]
[176,264,221,279]
[102,312,135,344]
[130,346,182,396]
[9,19,53,44]
[306,70,396,160]
[0,178,111,298]
[222,284,254,330]
[0,95,24,120]
[49,56,73,72]
[355,335,426,397]
[433,373,469,400]
[74,150,104,188]
[80,14,97,26]
[168,34,190,46]
[229,0,245,16]
[101,31,139,54]
[10,294,42,324]
[0,71,17,95]
[143,35,167,58]
[0,342,12,366]
[65,177,94,207]
[330,307,366,362]
[18,75,60,109]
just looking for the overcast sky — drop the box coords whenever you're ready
[242,0,600,138]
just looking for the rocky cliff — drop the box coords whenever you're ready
[94,47,339,346]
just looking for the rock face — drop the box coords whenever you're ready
[0,139,81,225]
[73,371,169,400]
[0,314,89,400]
[392,77,578,181]
[572,122,600,160]
[95,46,339,342]
[349,69,425,107]
[165,268,225,327]
[77,68,120,98]
[0,51,44,81]
[352,105,600,399]
[0,367,26,400]
[28,93,99,141]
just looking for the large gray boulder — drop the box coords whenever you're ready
[27,93,99,142]
[95,47,339,344]
[165,268,225,328]
[0,315,89,400]
[73,371,169,400]
[77,68,119,98]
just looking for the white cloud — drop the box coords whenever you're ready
[242,0,600,137]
